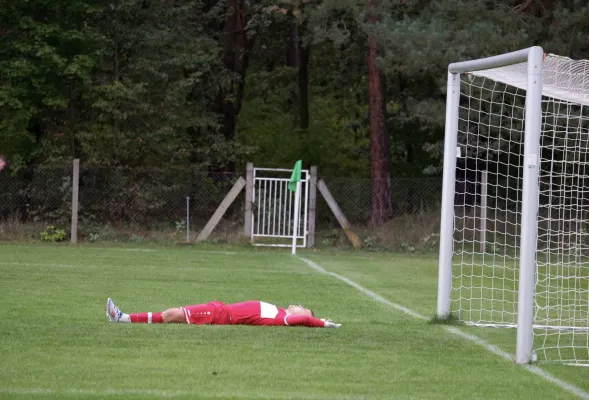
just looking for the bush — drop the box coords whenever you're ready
[40,226,67,242]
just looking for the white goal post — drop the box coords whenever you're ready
[437,46,589,365]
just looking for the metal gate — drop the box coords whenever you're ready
[251,167,309,247]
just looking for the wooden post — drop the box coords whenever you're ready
[70,158,80,244]
[244,162,253,237]
[308,166,317,247]
[317,179,362,249]
[197,177,246,242]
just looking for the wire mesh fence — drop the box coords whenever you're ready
[0,164,443,248]
[0,164,73,240]
[319,177,443,224]
[76,166,243,238]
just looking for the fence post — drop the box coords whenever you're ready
[186,196,190,244]
[244,162,253,237]
[70,158,80,243]
[308,166,317,248]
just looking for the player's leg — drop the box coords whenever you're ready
[179,303,218,325]
[161,307,185,323]
[125,305,215,324]
[106,298,218,324]
[106,298,166,324]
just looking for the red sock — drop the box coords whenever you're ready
[130,312,163,323]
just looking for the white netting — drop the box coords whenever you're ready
[453,75,524,328]
[452,53,589,365]
[472,54,589,107]
[535,99,589,365]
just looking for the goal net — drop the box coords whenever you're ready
[437,47,589,365]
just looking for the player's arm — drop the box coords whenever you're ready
[284,315,341,328]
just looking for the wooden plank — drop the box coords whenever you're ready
[70,159,80,244]
[197,177,246,242]
[317,179,362,249]
[244,162,253,236]
[308,166,317,248]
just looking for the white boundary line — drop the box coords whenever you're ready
[0,245,239,255]
[0,387,363,399]
[297,256,589,400]
[102,248,240,254]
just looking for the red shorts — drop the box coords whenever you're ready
[181,301,232,325]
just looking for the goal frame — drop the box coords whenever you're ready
[436,46,544,364]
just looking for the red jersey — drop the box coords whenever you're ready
[227,301,325,327]
[182,300,326,327]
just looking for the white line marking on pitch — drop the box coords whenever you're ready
[298,256,589,400]
[0,387,364,399]
[102,248,241,254]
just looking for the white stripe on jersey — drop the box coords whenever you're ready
[259,302,279,319]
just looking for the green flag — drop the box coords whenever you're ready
[288,160,302,192]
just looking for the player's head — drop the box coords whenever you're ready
[0,155,5,172]
[287,304,314,317]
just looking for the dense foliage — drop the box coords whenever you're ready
[1,0,588,224]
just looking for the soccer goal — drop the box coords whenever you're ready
[436,46,589,365]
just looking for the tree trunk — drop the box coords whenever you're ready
[286,13,309,130]
[367,0,392,227]
[299,44,309,130]
[217,0,254,171]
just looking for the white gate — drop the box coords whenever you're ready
[251,167,309,247]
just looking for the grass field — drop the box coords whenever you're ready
[1,243,588,399]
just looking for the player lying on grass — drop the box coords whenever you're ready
[106,298,341,328]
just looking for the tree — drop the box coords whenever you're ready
[337,0,529,182]
[191,0,259,172]
[0,0,98,167]
[366,0,392,226]
[305,0,397,225]
[81,0,234,168]
[284,2,311,130]
[4,0,589,190]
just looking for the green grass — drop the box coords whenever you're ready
[0,244,587,399]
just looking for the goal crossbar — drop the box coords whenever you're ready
[448,47,532,74]
[449,47,589,107]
